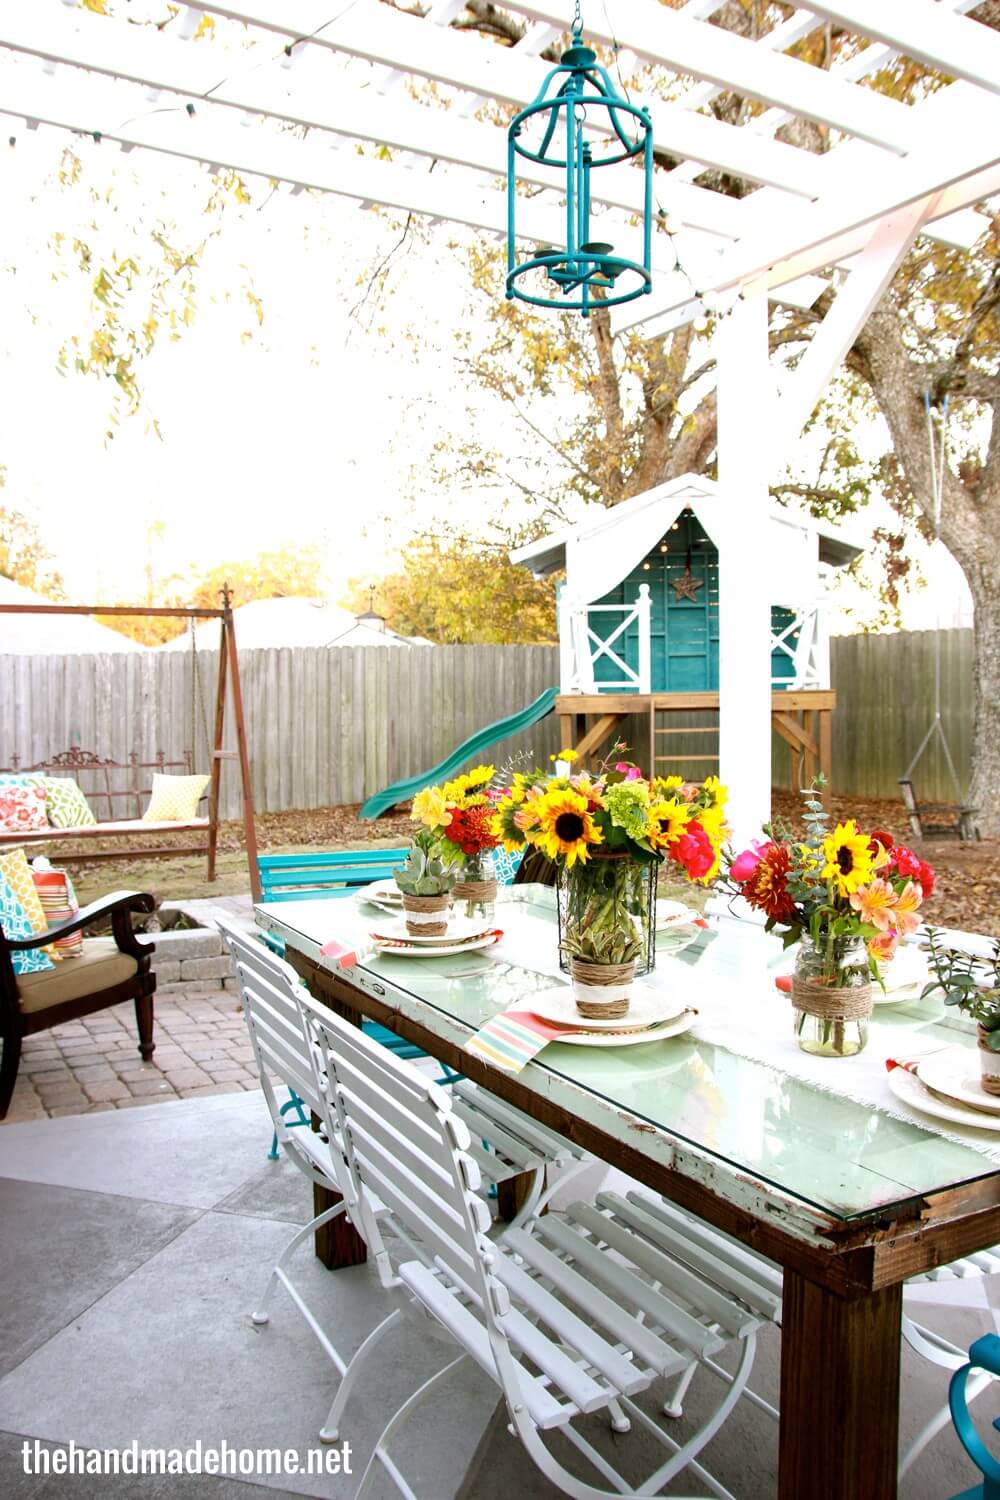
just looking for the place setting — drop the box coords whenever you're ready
[887,1049,1000,1134]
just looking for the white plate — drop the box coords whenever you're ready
[915,1050,1000,1118]
[551,1010,698,1048]
[526,984,689,1032]
[359,879,403,909]
[655,899,701,931]
[656,924,704,957]
[876,947,930,995]
[373,933,501,959]
[886,1065,1000,1133]
[369,914,495,946]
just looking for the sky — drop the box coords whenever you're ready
[0,114,974,635]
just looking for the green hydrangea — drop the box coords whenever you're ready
[603,781,650,842]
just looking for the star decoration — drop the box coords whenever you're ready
[671,566,703,602]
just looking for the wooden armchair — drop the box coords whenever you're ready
[0,890,156,1119]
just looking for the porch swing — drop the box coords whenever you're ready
[898,394,979,842]
[0,589,261,897]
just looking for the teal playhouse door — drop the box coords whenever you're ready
[591,511,719,692]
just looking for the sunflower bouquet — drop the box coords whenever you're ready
[722,784,935,1055]
[491,751,728,983]
[406,765,501,922]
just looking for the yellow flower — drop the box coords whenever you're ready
[821,821,876,897]
[412,786,448,830]
[702,775,728,807]
[647,797,691,851]
[532,788,603,868]
[696,802,728,845]
[442,764,494,807]
[549,748,579,763]
[653,775,684,796]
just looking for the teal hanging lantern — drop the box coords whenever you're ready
[506,5,654,317]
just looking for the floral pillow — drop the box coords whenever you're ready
[42,778,97,830]
[0,783,49,835]
[0,867,54,976]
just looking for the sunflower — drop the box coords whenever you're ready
[647,797,691,852]
[821,820,876,897]
[442,764,494,807]
[702,775,728,807]
[652,774,684,797]
[532,788,603,868]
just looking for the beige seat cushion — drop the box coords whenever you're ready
[17,937,139,1013]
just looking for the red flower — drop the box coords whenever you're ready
[917,859,936,899]
[443,804,499,855]
[869,829,895,861]
[893,845,922,880]
[673,820,715,880]
[741,842,798,924]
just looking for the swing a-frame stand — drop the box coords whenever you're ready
[0,587,261,900]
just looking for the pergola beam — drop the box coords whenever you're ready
[805,0,1000,96]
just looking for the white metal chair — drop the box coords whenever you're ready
[218,917,597,1439]
[300,989,780,1500]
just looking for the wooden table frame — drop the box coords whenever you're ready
[282,943,1000,1500]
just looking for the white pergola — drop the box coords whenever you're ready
[3,0,999,836]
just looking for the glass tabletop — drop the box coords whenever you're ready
[257,884,998,1224]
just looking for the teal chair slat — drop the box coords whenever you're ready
[259,849,407,903]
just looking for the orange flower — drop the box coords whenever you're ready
[892,879,923,936]
[849,878,897,932]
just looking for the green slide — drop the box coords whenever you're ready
[360,685,559,820]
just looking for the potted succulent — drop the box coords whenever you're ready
[393,829,457,937]
[922,929,1000,1094]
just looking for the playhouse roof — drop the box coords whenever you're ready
[510,475,864,589]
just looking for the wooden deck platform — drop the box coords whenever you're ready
[556,690,836,794]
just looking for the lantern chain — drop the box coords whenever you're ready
[572,0,583,40]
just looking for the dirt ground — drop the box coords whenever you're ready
[61,793,998,937]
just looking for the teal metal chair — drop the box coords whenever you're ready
[256,848,454,1158]
[947,1334,1000,1499]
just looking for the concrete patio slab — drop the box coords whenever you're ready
[0,1179,199,1380]
[0,1090,273,1208]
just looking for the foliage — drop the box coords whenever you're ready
[345,532,557,644]
[0,475,64,598]
[922,929,1000,1045]
[95,544,326,644]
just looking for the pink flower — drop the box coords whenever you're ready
[729,842,766,883]
[675,822,715,879]
[892,879,923,937]
[614,762,643,781]
[849,877,898,932]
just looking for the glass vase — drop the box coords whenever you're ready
[452,851,497,923]
[792,933,873,1058]
[557,852,656,977]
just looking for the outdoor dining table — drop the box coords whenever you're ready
[255,883,1000,1500]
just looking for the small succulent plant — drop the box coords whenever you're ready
[923,927,1000,1049]
[393,834,457,897]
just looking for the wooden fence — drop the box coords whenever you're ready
[0,645,562,820]
[0,630,973,820]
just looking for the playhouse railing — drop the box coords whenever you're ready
[560,584,651,694]
[770,603,830,691]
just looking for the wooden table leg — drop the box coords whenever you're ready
[495,1169,538,1223]
[312,1181,368,1270]
[779,1270,902,1500]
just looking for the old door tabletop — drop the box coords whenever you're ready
[256,885,1000,1500]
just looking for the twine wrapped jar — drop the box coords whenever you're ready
[401,893,450,938]
[978,1026,1000,1096]
[452,852,497,922]
[791,934,873,1058]
[569,958,636,1019]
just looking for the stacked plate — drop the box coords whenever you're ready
[887,1048,1000,1132]
[367,914,500,958]
[873,945,930,1004]
[359,879,405,916]
[525,986,697,1048]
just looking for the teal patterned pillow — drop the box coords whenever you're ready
[0,868,54,976]
[492,845,525,886]
[42,778,97,829]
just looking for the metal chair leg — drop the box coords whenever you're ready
[356,1355,469,1500]
[320,1308,404,1443]
[252,1201,346,1327]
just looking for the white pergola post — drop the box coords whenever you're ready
[717,280,773,846]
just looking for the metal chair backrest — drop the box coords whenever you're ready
[299,990,493,1300]
[216,916,331,1138]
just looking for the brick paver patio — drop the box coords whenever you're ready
[3,987,256,1123]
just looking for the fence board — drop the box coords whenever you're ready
[0,630,974,820]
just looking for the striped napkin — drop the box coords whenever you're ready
[464,1009,586,1074]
